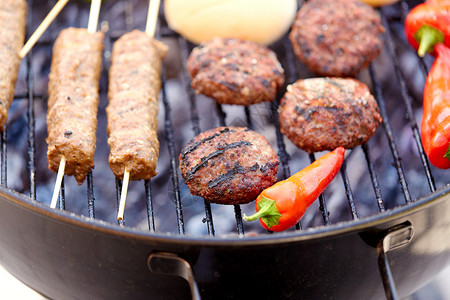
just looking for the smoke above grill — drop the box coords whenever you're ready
[5,0,448,237]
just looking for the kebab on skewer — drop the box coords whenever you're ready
[106,0,167,220]
[0,0,27,130]
[47,0,103,208]
[0,0,69,131]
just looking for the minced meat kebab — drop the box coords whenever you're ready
[107,30,168,180]
[187,37,285,106]
[0,0,27,130]
[289,0,385,77]
[279,77,382,152]
[179,126,279,205]
[46,28,104,185]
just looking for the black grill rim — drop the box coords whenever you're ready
[0,182,448,244]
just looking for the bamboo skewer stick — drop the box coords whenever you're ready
[117,170,130,221]
[116,0,161,221]
[88,0,101,34]
[50,0,101,209]
[50,156,65,209]
[19,0,70,59]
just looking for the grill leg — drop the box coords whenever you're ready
[148,252,201,300]
[376,222,414,300]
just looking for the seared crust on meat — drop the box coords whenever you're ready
[0,0,27,130]
[187,38,284,106]
[107,30,168,180]
[289,0,384,77]
[46,28,104,185]
[179,126,279,204]
[279,78,382,152]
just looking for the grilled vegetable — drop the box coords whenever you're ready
[421,43,450,169]
[243,147,345,232]
[404,0,450,57]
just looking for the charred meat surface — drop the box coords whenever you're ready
[279,78,382,152]
[179,126,279,205]
[46,28,104,185]
[289,0,385,77]
[107,30,168,180]
[187,37,285,106]
[0,0,27,130]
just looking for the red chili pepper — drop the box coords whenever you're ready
[243,147,345,232]
[421,43,450,169]
[404,0,450,57]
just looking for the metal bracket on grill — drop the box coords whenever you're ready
[148,252,201,300]
[376,221,414,300]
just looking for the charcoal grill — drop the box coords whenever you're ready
[0,0,449,299]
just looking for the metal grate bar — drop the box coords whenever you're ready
[339,159,359,220]
[161,68,185,235]
[368,65,412,203]
[179,37,215,236]
[58,177,65,210]
[362,144,385,212]
[145,179,155,232]
[308,153,331,225]
[25,1,36,200]
[380,9,436,193]
[87,172,95,219]
[26,54,36,200]
[116,178,124,226]
[1,131,7,186]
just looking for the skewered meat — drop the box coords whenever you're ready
[187,37,284,106]
[0,0,27,130]
[279,77,382,152]
[179,126,279,205]
[107,30,168,180]
[46,28,104,185]
[289,0,385,77]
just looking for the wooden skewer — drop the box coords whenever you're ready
[117,170,130,221]
[50,156,65,209]
[19,0,70,59]
[50,0,102,209]
[145,0,161,37]
[116,0,161,221]
[88,0,102,34]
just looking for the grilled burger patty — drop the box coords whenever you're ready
[187,37,285,106]
[279,78,382,152]
[107,30,168,180]
[0,0,27,130]
[289,0,384,77]
[46,28,104,185]
[179,126,279,205]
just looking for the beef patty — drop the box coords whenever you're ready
[187,37,285,106]
[279,77,382,153]
[289,0,385,77]
[179,126,279,205]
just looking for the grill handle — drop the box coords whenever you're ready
[376,221,414,300]
[148,252,201,300]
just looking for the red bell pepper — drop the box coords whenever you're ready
[421,43,450,169]
[243,147,345,232]
[404,0,450,57]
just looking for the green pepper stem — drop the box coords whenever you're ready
[243,196,282,228]
[414,25,445,57]
[444,142,450,161]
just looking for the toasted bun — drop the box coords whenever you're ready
[164,0,297,45]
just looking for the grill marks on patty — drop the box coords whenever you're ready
[184,140,252,181]
[179,126,279,205]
